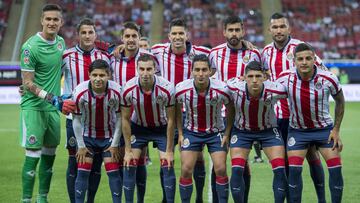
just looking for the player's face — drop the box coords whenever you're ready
[89,68,109,93]
[138,60,155,85]
[78,25,96,50]
[41,11,63,36]
[139,40,150,50]
[294,50,315,75]
[122,28,140,52]
[168,26,188,49]
[269,18,290,44]
[245,70,265,92]
[192,61,211,85]
[223,23,244,47]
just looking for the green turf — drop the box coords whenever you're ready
[0,103,359,202]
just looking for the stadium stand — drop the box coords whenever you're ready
[281,0,360,59]
[47,0,154,47]
[162,0,264,48]
[0,0,12,48]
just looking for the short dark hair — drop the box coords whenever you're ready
[270,12,286,20]
[169,18,187,31]
[140,36,150,42]
[42,4,62,13]
[122,22,140,36]
[245,61,264,74]
[192,54,211,70]
[77,18,96,33]
[223,15,243,29]
[89,59,111,74]
[294,43,315,57]
[137,54,156,68]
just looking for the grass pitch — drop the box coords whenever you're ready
[0,103,359,202]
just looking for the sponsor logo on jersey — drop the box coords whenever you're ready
[24,49,30,56]
[130,135,136,144]
[315,82,323,90]
[230,135,238,144]
[28,135,37,144]
[288,137,296,147]
[68,136,77,147]
[182,138,190,148]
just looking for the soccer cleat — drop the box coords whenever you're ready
[21,198,32,203]
[36,194,48,203]
[252,156,264,163]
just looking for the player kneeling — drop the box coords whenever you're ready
[72,59,122,203]
[227,61,287,203]
[176,54,235,203]
[121,54,176,203]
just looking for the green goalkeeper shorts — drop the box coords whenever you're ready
[20,110,60,149]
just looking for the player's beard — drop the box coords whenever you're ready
[227,36,242,47]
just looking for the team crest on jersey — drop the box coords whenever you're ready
[287,137,296,147]
[287,52,294,61]
[182,138,190,148]
[23,57,30,65]
[243,55,250,64]
[315,82,323,90]
[131,135,136,144]
[264,98,271,106]
[188,52,195,61]
[68,137,77,147]
[57,43,63,51]
[23,49,30,56]
[230,135,238,144]
[28,135,37,144]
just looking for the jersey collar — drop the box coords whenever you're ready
[138,75,157,94]
[296,65,317,81]
[245,83,264,100]
[169,41,192,56]
[76,44,95,55]
[273,36,291,51]
[88,80,109,98]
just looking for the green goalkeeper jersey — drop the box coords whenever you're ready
[20,32,65,111]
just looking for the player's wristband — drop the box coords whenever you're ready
[38,89,48,99]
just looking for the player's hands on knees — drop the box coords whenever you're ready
[328,129,343,152]
[106,147,120,163]
[112,44,125,58]
[165,151,174,168]
[76,147,91,164]
[123,150,134,168]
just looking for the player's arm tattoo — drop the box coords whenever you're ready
[22,71,42,96]
[166,106,175,152]
[121,106,132,151]
[332,90,345,131]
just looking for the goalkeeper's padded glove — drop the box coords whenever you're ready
[45,94,75,114]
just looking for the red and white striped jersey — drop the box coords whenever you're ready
[121,75,175,127]
[151,42,211,85]
[62,45,111,94]
[175,78,231,133]
[73,80,122,139]
[209,43,261,82]
[277,68,341,130]
[110,48,155,87]
[227,77,287,131]
[261,37,324,119]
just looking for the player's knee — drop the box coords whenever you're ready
[25,149,42,158]
[213,164,227,176]
[270,158,286,170]
[41,147,56,156]
[181,165,193,178]
[288,156,304,167]
[104,162,120,173]
[326,157,342,169]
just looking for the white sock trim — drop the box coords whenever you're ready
[25,149,41,158]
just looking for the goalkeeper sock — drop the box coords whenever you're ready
[22,156,40,200]
[38,154,56,198]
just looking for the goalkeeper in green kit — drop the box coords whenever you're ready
[19,4,75,203]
